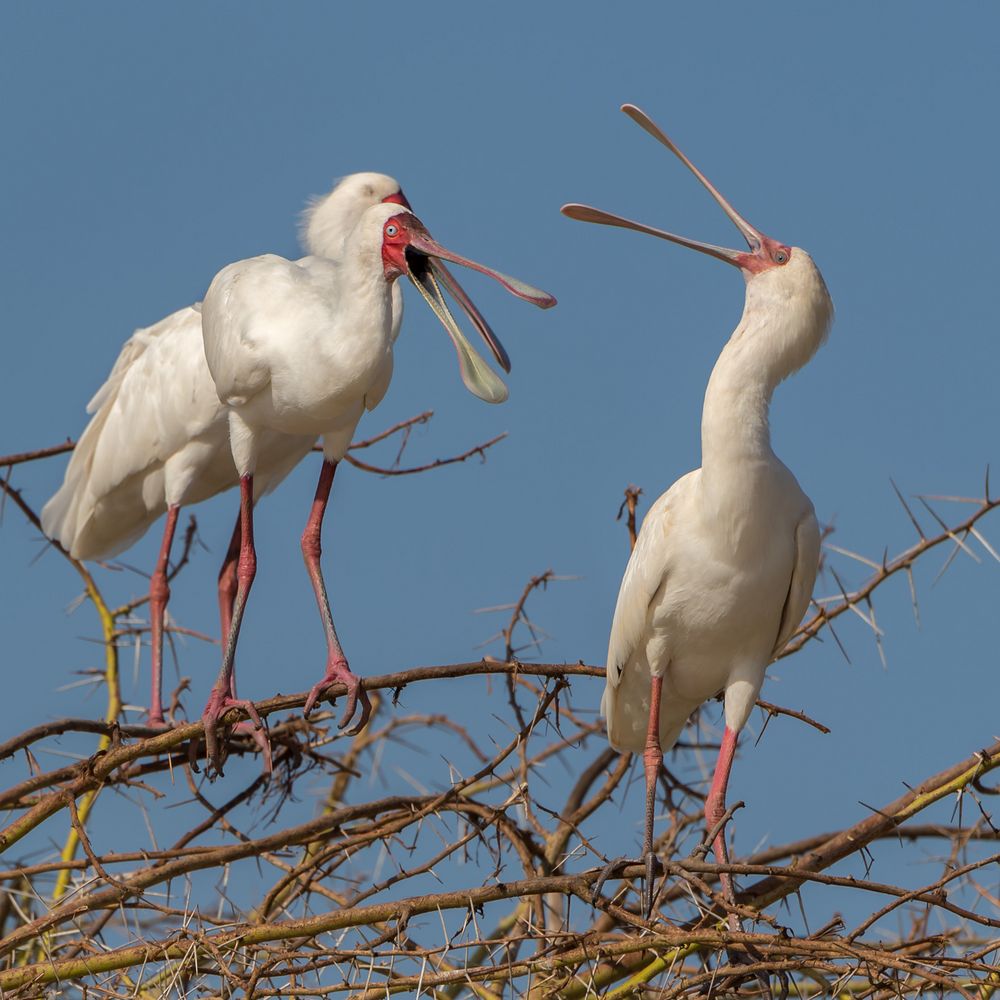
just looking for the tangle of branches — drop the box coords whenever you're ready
[1,425,998,998]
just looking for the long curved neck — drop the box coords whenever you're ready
[699,252,834,519]
[336,232,393,310]
[700,311,780,482]
[697,309,787,549]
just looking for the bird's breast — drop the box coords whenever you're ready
[242,274,396,435]
[203,255,396,436]
[645,489,801,699]
[265,327,393,434]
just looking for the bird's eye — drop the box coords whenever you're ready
[385,224,399,237]
[774,250,788,264]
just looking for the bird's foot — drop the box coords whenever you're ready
[233,718,274,762]
[592,852,663,919]
[145,708,169,730]
[303,658,371,735]
[721,915,786,1000]
[200,686,272,779]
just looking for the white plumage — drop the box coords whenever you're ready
[196,201,555,775]
[563,105,833,924]
[42,172,411,726]
[40,304,313,561]
[42,173,406,562]
[603,251,831,755]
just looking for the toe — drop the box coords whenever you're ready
[336,686,359,731]
[339,686,372,735]
[202,721,224,779]
[303,680,326,718]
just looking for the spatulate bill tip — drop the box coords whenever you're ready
[621,103,652,127]
[482,383,510,405]
[494,272,557,310]
[561,203,595,222]
[561,204,619,227]
[462,365,509,404]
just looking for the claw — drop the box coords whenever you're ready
[591,855,629,905]
[200,689,272,779]
[337,674,371,734]
[303,675,329,718]
[722,939,777,1000]
[720,912,780,1000]
[304,661,371,736]
[591,852,663,917]
[233,718,274,769]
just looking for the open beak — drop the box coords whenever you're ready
[406,252,509,403]
[429,260,511,373]
[561,104,770,268]
[403,229,556,405]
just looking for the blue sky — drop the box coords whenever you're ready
[1,3,998,935]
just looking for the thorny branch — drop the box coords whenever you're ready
[616,484,643,551]
[0,665,996,997]
[1,462,999,996]
[1,408,505,481]
[781,471,1000,660]
[343,431,507,477]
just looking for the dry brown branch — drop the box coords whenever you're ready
[616,484,643,551]
[1,410,504,481]
[2,468,998,997]
[344,432,507,476]
[0,659,995,995]
[783,483,1000,658]
[0,440,76,467]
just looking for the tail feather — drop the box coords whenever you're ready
[41,393,120,556]
[42,306,207,560]
[67,468,167,561]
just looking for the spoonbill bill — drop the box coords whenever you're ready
[198,202,555,774]
[42,173,451,730]
[563,105,833,919]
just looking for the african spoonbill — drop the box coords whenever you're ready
[42,174,420,731]
[563,105,833,920]
[198,202,555,774]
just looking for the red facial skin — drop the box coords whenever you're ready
[380,212,424,279]
[735,235,793,276]
[379,191,415,278]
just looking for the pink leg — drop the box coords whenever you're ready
[148,505,180,726]
[200,475,271,777]
[705,725,740,931]
[707,728,774,994]
[301,459,371,733]
[593,674,664,917]
[216,512,270,757]
[638,674,665,915]
[217,512,241,660]
[641,675,664,857]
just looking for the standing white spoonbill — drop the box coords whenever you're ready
[563,105,833,919]
[41,174,445,731]
[199,203,555,774]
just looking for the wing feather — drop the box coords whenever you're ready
[41,306,228,559]
[770,507,820,659]
[605,487,678,689]
[200,255,289,407]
